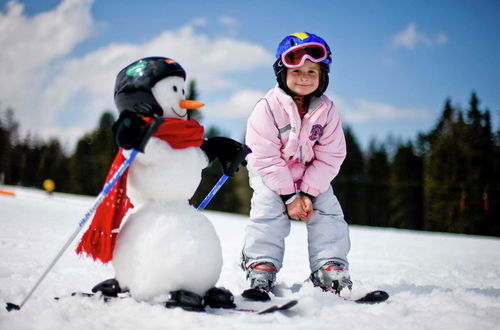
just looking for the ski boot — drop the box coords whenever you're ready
[310,261,353,294]
[247,262,277,292]
[242,262,277,301]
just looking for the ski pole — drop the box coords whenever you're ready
[5,149,139,312]
[197,174,229,211]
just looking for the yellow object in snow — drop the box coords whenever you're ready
[43,179,55,193]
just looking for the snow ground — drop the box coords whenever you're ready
[1,185,499,330]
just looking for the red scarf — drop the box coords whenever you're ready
[76,118,204,263]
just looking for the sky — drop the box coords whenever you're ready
[0,0,499,153]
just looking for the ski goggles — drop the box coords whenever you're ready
[281,42,328,68]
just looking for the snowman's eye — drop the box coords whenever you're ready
[173,86,178,92]
[182,89,185,95]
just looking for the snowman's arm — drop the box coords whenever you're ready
[200,137,251,177]
[112,110,162,152]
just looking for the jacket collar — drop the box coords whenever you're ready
[273,85,324,116]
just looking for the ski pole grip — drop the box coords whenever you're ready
[226,144,251,177]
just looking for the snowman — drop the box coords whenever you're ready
[76,57,248,310]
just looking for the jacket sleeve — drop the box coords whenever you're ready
[246,99,296,195]
[300,102,346,196]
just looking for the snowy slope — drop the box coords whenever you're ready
[1,186,499,330]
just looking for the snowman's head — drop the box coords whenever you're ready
[114,57,203,119]
[151,76,203,119]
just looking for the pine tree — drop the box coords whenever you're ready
[461,92,497,234]
[491,126,500,236]
[0,108,19,184]
[36,139,69,192]
[92,111,118,187]
[423,100,466,232]
[68,112,117,195]
[333,126,365,225]
[15,135,46,187]
[421,92,498,235]
[364,140,390,227]
[232,164,251,214]
[186,80,203,122]
[5,143,23,185]
[69,134,99,195]
[389,142,423,229]
[0,113,9,182]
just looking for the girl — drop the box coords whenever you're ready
[242,32,352,295]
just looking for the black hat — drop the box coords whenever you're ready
[114,57,186,117]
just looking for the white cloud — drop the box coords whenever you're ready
[39,24,272,127]
[0,1,272,151]
[206,89,265,118]
[0,0,94,119]
[217,16,238,36]
[331,94,432,123]
[0,0,93,67]
[391,23,447,50]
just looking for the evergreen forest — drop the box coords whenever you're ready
[1,91,499,237]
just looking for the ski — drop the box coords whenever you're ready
[258,299,298,314]
[237,288,298,314]
[54,291,128,303]
[54,292,298,314]
[319,289,389,304]
[282,280,389,305]
[233,300,298,314]
[347,290,389,304]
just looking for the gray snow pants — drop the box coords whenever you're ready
[241,172,351,274]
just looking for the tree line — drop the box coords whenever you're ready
[1,91,499,236]
[333,92,499,236]
[0,110,116,196]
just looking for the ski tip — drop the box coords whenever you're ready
[280,299,298,309]
[5,302,21,312]
[355,290,389,304]
[257,299,298,314]
[257,305,278,314]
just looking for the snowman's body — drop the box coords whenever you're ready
[126,138,206,205]
[111,75,223,301]
[113,201,223,301]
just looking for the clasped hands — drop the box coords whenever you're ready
[286,195,313,222]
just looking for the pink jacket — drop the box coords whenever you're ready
[246,86,346,197]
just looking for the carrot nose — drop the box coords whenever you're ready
[179,99,204,109]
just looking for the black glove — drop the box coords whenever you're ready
[200,137,251,177]
[112,110,162,152]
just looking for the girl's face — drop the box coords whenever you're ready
[286,60,320,96]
